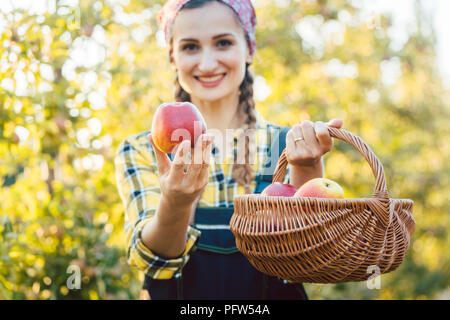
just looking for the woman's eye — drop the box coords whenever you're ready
[217,39,232,48]
[182,43,198,51]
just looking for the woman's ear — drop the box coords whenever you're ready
[246,55,253,65]
[245,46,253,65]
[170,59,177,71]
[169,47,177,70]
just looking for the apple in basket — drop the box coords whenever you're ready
[151,102,207,154]
[294,178,344,199]
[261,182,298,197]
[257,183,298,232]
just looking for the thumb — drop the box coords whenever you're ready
[327,118,343,129]
[148,133,171,175]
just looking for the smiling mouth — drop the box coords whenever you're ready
[195,73,226,83]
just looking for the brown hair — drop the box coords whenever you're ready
[174,66,257,194]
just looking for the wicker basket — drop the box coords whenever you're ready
[230,127,415,284]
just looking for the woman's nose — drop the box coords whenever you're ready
[198,48,219,72]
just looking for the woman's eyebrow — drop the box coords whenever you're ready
[180,33,234,42]
[212,33,234,39]
[180,38,198,42]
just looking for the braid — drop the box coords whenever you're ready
[233,64,257,194]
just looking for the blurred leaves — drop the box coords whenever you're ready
[0,0,449,299]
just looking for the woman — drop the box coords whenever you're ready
[115,0,343,300]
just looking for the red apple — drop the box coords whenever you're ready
[294,178,344,199]
[151,102,207,154]
[261,182,298,197]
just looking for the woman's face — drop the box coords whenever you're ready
[171,1,251,102]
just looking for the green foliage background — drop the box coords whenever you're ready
[0,0,449,299]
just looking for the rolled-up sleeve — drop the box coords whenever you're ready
[114,131,201,279]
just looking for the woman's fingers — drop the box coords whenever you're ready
[327,118,343,129]
[286,118,344,168]
[291,124,303,141]
[187,134,213,179]
[314,121,333,153]
[148,133,171,176]
[286,124,306,158]
[300,120,323,157]
[191,134,205,165]
[196,137,213,187]
[202,135,214,165]
[285,128,298,159]
[168,139,191,181]
[300,121,317,144]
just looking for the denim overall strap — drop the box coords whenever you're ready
[254,125,290,193]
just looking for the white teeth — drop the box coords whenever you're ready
[198,74,224,83]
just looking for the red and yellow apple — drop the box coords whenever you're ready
[294,178,344,199]
[261,182,298,197]
[151,102,207,154]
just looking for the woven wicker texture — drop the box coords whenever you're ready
[230,127,415,283]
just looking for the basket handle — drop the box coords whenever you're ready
[272,127,389,200]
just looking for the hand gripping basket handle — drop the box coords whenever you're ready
[272,127,389,200]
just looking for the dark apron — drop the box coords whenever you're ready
[142,126,308,300]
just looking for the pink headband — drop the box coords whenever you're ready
[157,0,257,57]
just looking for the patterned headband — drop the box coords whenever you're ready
[157,0,257,57]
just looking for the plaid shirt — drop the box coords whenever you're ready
[115,111,290,279]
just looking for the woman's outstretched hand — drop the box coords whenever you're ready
[140,133,213,259]
[285,118,343,168]
[148,133,214,209]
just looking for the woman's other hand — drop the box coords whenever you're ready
[140,133,213,259]
[285,118,343,168]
